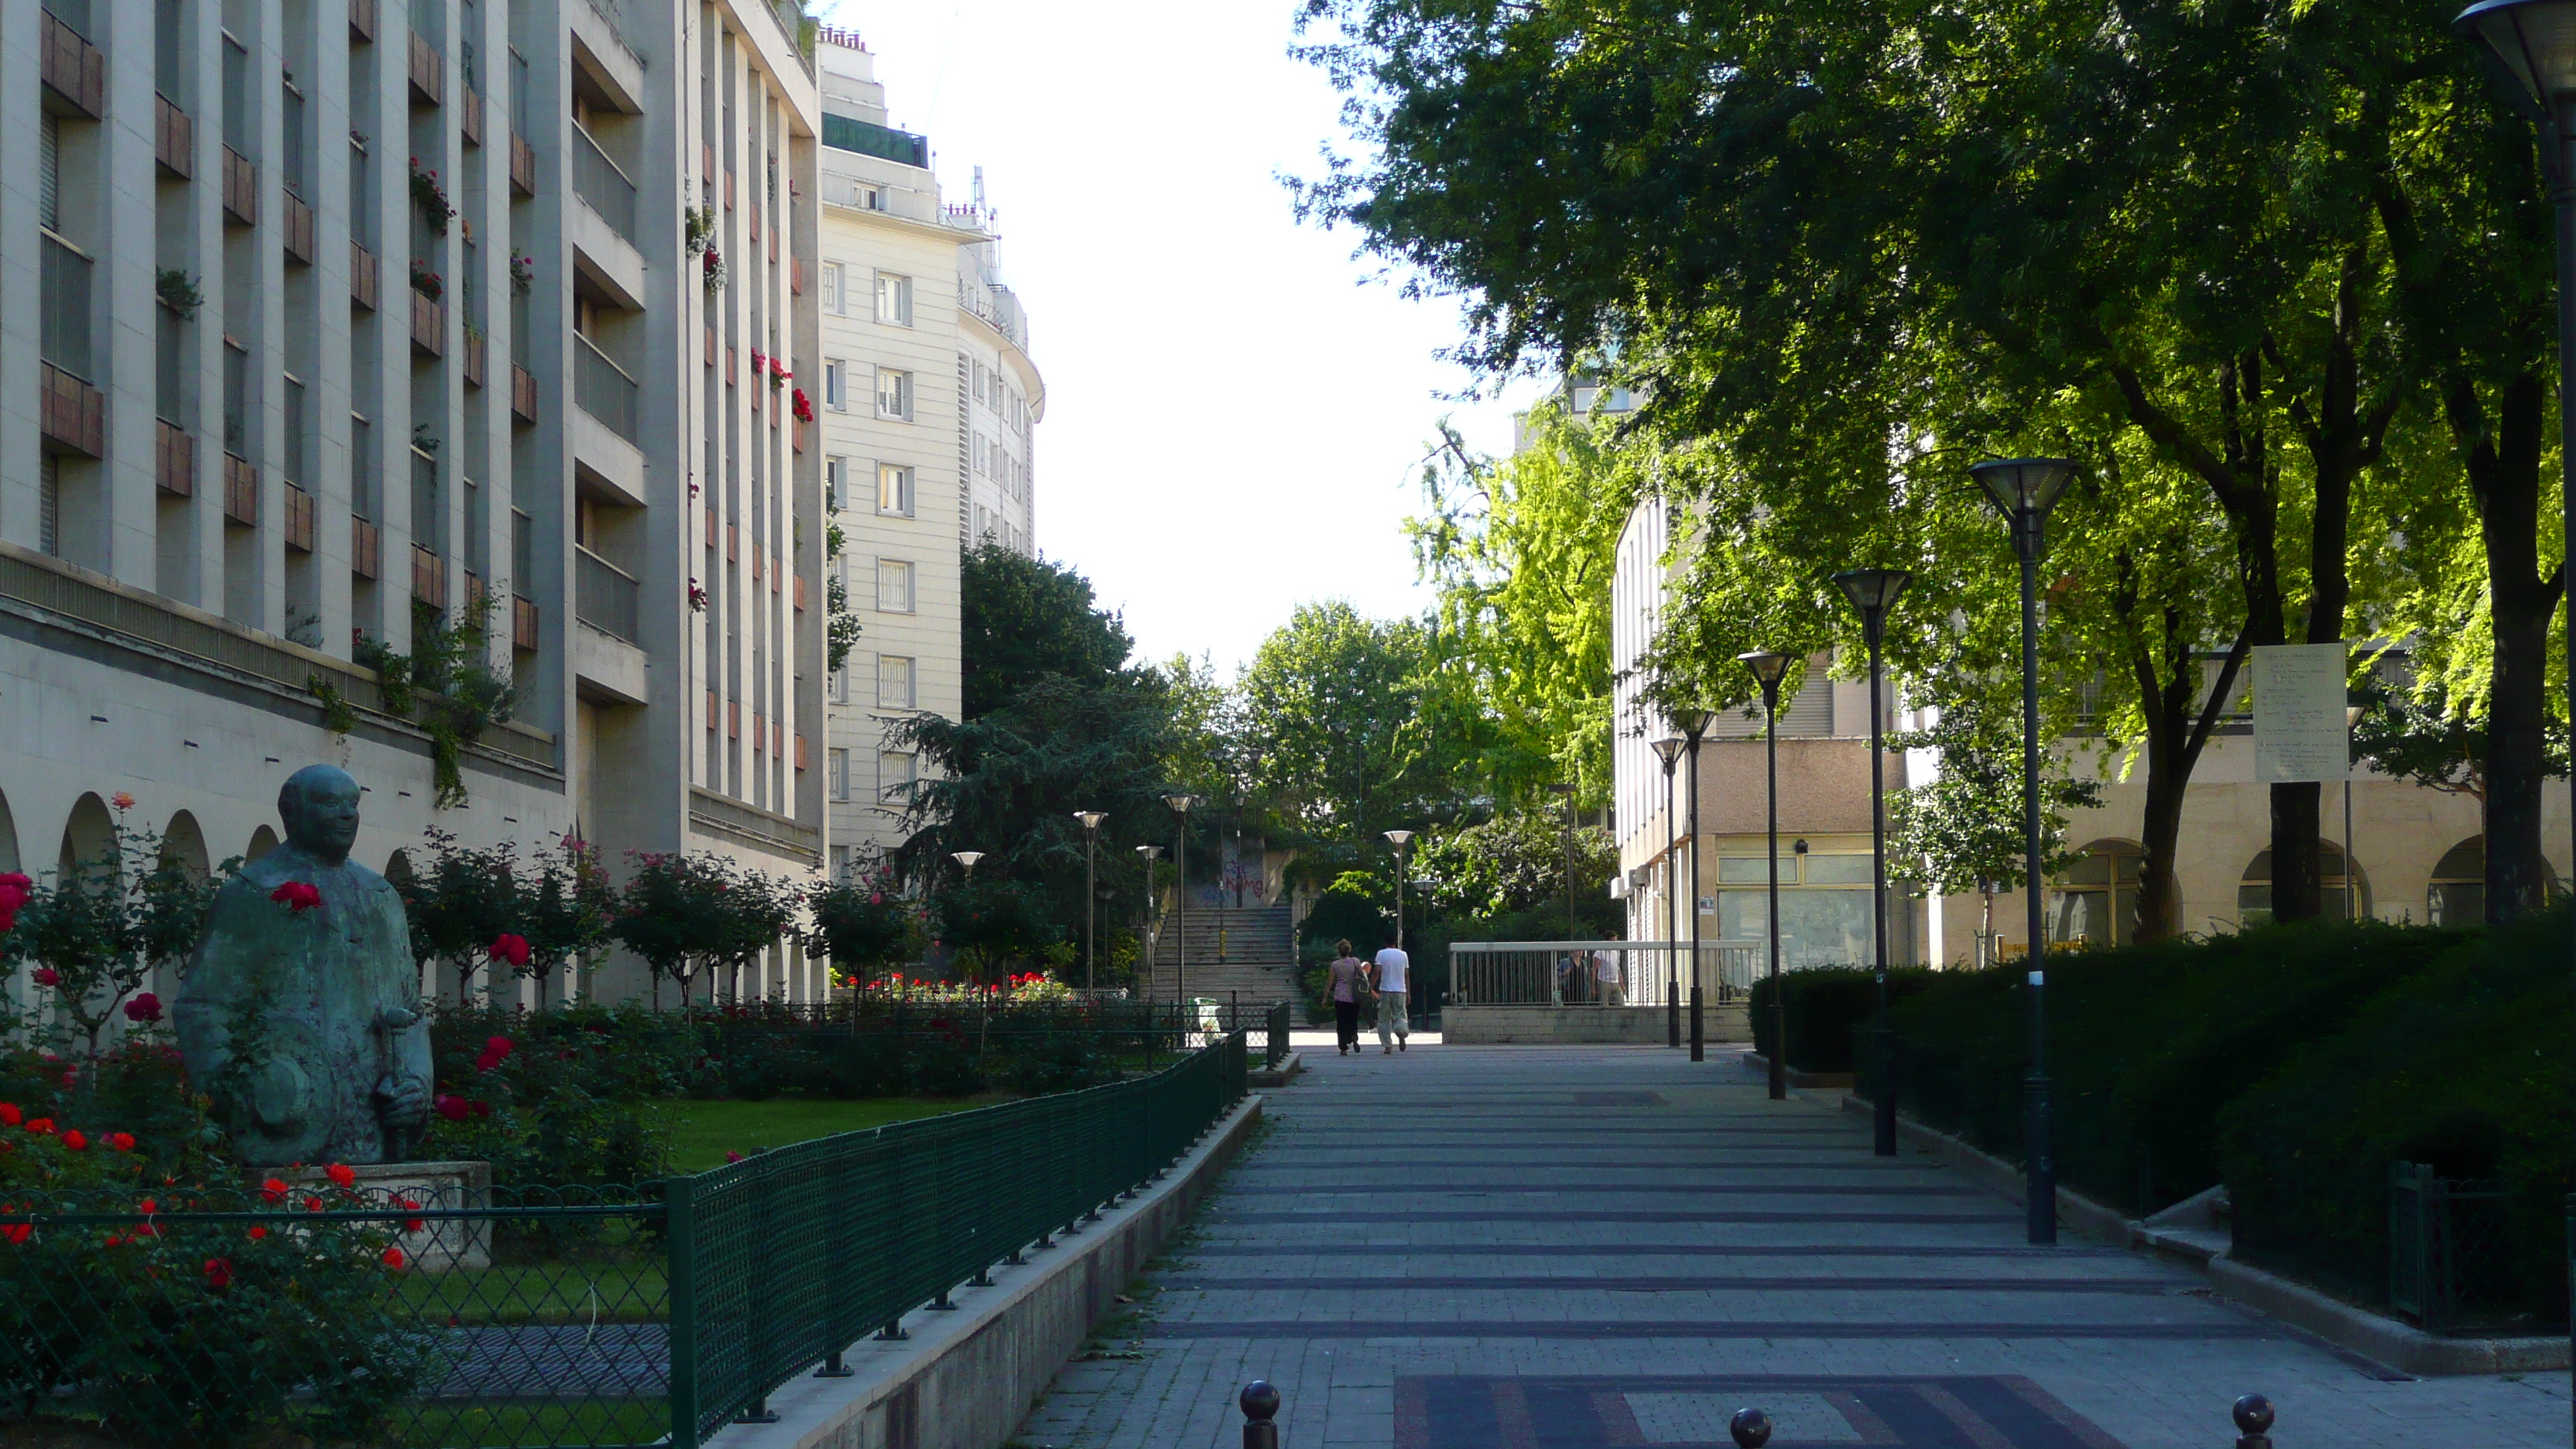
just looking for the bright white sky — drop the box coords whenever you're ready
[812,0,1546,675]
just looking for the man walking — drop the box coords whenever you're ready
[1372,932,1412,1053]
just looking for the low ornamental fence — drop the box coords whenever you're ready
[0,1032,1252,1449]
[687,997,1292,1070]
[1449,940,1762,1008]
[2387,1162,2545,1337]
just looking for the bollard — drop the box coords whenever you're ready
[2231,1395,2273,1449]
[1729,1406,1772,1449]
[1241,1380,1282,1449]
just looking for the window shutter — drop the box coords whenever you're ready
[40,116,60,231]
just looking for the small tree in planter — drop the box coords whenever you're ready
[710,869,800,1006]
[808,864,919,990]
[517,835,615,1008]
[397,828,523,1005]
[613,852,734,1009]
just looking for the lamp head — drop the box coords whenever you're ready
[1163,793,1195,814]
[1650,736,1686,768]
[1383,829,1415,849]
[1135,844,1162,860]
[1968,457,2081,522]
[1075,810,1108,831]
[951,851,984,872]
[2456,0,2576,128]
[1737,649,1791,687]
[1831,567,1913,618]
[2347,704,2365,730]
[1668,706,1713,742]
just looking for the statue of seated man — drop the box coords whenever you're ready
[176,764,433,1166]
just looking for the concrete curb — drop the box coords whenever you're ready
[1250,1051,1303,1088]
[1834,1094,2567,1377]
[720,1093,1266,1449]
[1742,1051,1855,1091]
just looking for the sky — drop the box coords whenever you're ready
[811,0,1546,676]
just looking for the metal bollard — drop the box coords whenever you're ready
[1729,1406,1772,1449]
[2232,1395,2273,1449]
[1241,1380,1282,1449]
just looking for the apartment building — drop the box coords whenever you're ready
[2,0,827,1003]
[812,31,1044,873]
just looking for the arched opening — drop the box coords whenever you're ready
[58,793,116,878]
[0,788,21,875]
[245,825,279,863]
[2428,838,2484,926]
[2050,840,2146,949]
[159,811,211,881]
[2240,843,2371,927]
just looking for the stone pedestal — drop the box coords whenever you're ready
[272,1159,494,1272]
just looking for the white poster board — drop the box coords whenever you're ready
[2252,643,2349,784]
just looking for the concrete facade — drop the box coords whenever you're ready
[812,29,1043,875]
[2,0,826,1007]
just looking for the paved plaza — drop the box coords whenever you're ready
[1013,1043,2569,1449]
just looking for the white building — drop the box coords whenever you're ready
[812,30,1044,874]
[2,0,828,1003]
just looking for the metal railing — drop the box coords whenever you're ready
[1448,940,1762,1007]
[572,125,638,244]
[574,545,639,644]
[0,1033,1249,1449]
[574,334,639,442]
[2389,1163,2537,1336]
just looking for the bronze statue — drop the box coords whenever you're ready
[176,766,433,1166]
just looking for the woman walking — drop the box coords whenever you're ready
[1327,939,1369,1056]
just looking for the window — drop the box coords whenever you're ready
[222,337,249,454]
[876,655,914,709]
[877,463,913,516]
[820,262,843,314]
[830,844,851,879]
[823,360,844,410]
[875,272,912,326]
[351,414,376,519]
[512,509,533,589]
[351,135,374,248]
[824,456,845,511]
[875,368,911,420]
[2428,838,2486,927]
[221,37,250,155]
[879,750,916,800]
[876,558,913,612]
[827,747,850,800]
[2239,844,2369,927]
[973,361,987,402]
[282,375,307,486]
[831,666,849,703]
[157,306,185,423]
[2050,843,2145,947]
[282,81,307,199]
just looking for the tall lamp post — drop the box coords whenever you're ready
[1550,781,1579,947]
[1737,654,1790,1099]
[1671,708,1714,1060]
[1384,830,1416,951]
[2344,704,2363,922]
[1136,844,1163,994]
[1971,456,2081,1247]
[1651,735,1687,1046]
[1163,795,1196,1011]
[1075,812,1108,992]
[1834,567,1913,1159]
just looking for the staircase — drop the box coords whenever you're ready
[1139,904,1299,1005]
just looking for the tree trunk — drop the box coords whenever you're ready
[2268,783,2323,922]
[2117,552,2252,945]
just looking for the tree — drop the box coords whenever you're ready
[2350,674,2571,816]
[612,853,740,1009]
[960,542,1134,720]
[398,828,524,1005]
[1413,810,1616,923]
[3,797,225,1070]
[807,860,922,985]
[516,835,616,1008]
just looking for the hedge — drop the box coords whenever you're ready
[1748,968,1943,1073]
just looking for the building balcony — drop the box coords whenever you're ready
[412,545,447,609]
[283,484,316,553]
[512,595,539,652]
[574,334,638,444]
[156,94,194,179]
[348,0,375,41]
[572,125,638,245]
[511,363,537,425]
[41,11,104,119]
[410,292,442,356]
[408,33,443,107]
[156,420,194,496]
[510,132,536,197]
[352,518,382,579]
[462,328,486,389]
[221,148,258,228]
[222,454,258,527]
[574,546,639,646]
[351,242,379,310]
[461,91,483,148]
[39,362,104,459]
[283,193,315,264]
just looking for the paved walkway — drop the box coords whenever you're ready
[1015,1043,2568,1449]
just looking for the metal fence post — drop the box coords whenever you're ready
[667,1177,700,1449]
[2390,1162,2427,1323]
[1242,1381,1281,1449]
[2231,1394,2273,1449]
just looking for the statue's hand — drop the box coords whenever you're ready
[376,1074,432,1131]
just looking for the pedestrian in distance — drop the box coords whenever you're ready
[1373,931,1412,1053]
[1593,946,1624,1006]
[1327,939,1368,1056]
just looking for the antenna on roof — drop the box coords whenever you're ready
[973,165,986,211]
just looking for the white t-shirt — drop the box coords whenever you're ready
[1593,950,1620,983]
[1372,947,1410,993]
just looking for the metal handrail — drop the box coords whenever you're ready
[1448,939,1765,1006]
[571,124,638,242]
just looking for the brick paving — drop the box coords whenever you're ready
[1012,1044,2569,1449]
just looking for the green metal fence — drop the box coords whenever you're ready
[0,1032,1250,1449]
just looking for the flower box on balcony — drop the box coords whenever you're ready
[353,518,382,579]
[510,132,536,196]
[156,94,195,179]
[512,595,539,651]
[223,454,259,527]
[39,363,105,459]
[411,293,442,356]
[512,363,537,424]
[156,420,195,497]
[351,242,379,310]
[348,0,376,41]
[283,483,317,553]
[409,33,443,107]
[222,148,259,228]
[411,544,447,609]
[41,12,104,119]
[461,91,483,147]
[283,194,316,264]
[463,330,487,388]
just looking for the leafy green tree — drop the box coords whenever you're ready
[3,800,227,1070]
[516,835,615,1009]
[399,828,524,1005]
[1413,810,1616,923]
[611,852,739,1009]
[959,542,1133,720]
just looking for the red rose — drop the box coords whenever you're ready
[302,1197,322,1212]
[204,1257,233,1289]
[433,1095,470,1122]
[485,1036,515,1058]
[245,1226,268,1241]
[109,1133,135,1153]
[327,1163,357,1190]
[399,1197,424,1233]
[61,1131,86,1153]
[1,1224,29,1245]
[490,934,531,968]
[471,1100,492,1118]
[269,882,322,913]
[124,993,163,1023]
[0,1104,19,1128]
[382,1245,407,1270]
[261,1177,289,1203]
[29,968,59,988]
[24,1119,53,1136]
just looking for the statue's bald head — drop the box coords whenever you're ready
[278,765,362,864]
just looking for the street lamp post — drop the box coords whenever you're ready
[1971,456,2081,1248]
[1550,782,1578,954]
[1673,711,1714,1060]
[1136,844,1163,993]
[2344,705,2363,923]
[1075,812,1108,993]
[1164,795,1196,1012]
[1737,654,1790,1100]
[1651,735,1687,1047]
[1383,830,1416,951]
[950,851,984,985]
[1834,567,1913,1159]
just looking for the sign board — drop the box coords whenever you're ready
[2252,643,2349,784]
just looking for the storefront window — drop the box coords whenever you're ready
[1714,850,1875,968]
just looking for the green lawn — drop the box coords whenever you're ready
[653,1096,1002,1171]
